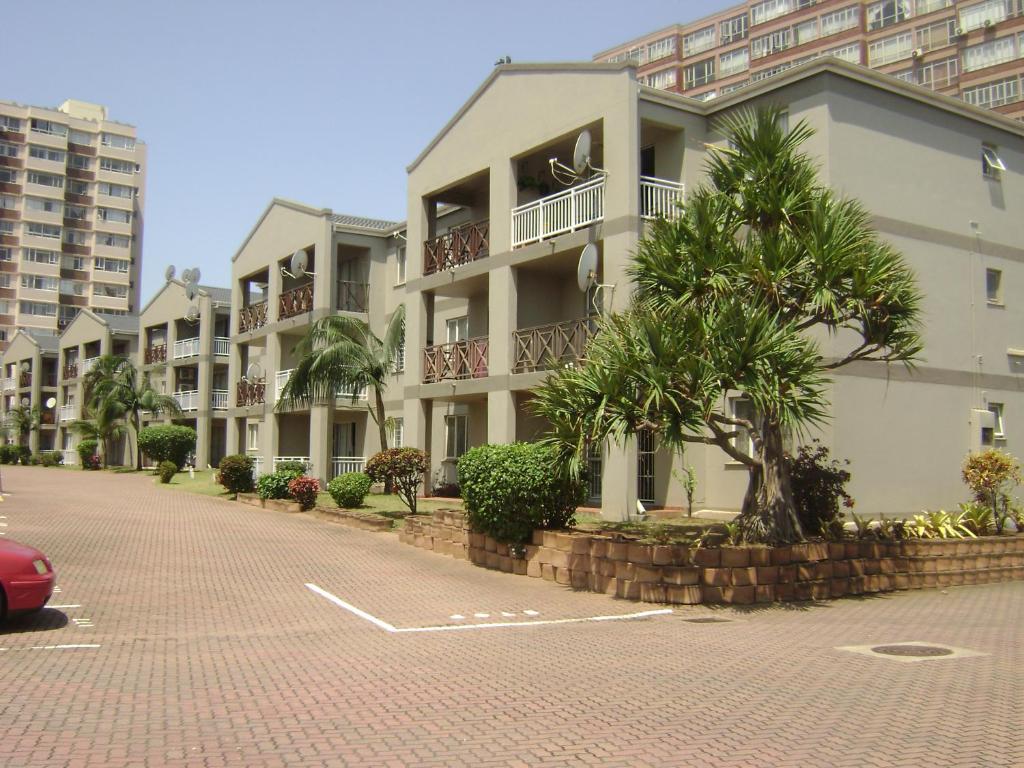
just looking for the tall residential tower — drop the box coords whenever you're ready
[0,98,146,350]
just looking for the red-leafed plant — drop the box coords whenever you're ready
[288,475,321,511]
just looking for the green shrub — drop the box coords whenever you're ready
[138,425,197,470]
[39,451,63,467]
[274,460,307,475]
[365,448,429,514]
[288,475,320,510]
[458,442,585,545]
[328,472,372,508]
[215,454,255,495]
[77,439,99,468]
[256,469,302,500]
[158,460,177,484]
[962,449,1021,533]
[786,441,853,538]
[0,445,18,464]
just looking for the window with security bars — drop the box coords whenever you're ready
[637,430,655,504]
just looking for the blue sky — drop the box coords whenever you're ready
[6,0,722,298]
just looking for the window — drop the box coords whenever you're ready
[68,154,91,171]
[645,35,677,63]
[394,331,406,372]
[919,56,959,88]
[67,179,89,196]
[751,61,795,81]
[917,0,953,12]
[794,18,820,46]
[59,279,86,296]
[0,168,18,184]
[444,414,469,459]
[247,423,259,451]
[65,205,88,221]
[868,0,911,30]
[20,275,58,291]
[684,58,715,89]
[963,76,1020,108]
[97,207,131,224]
[63,229,87,246]
[19,301,57,317]
[0,274,9,287]
[61,255,86,271]
[446,316,468,343]
[389,418,404,449]
[959,0,1013,32]
[0,299,8,314]
[25,197,61,214]
[721,80,751,94]
[720,47,751,76]
[751,0,793,26]
[0,115,22,133]
[0,195,16,210]
[868,32,914,65]
[893,68,917,83]
[26,222,61,239]
[916,18,956,51]
[29,119,67,137]
[0,141,18,158]
[99,157,135,175]
[644,68,678,89]
[94,256,130,273]
[97,232,130,248]
[24,248,59,265]
[637,429,656,503]
[730,397,756,457]
[989,402,1006,439]
[821,5,860,36]
[982,144,1007,178]
[395,245,406,284]
[963,36,1017,72]
[0,247,11,262]
[29,145,65,163]
[986,267,1003,303]
[720,13,749,44]
[68,129,94,146]
[93,283,128,299]
[98,182,134,198]
[752,28,792,59]
[26,171,63,188]
[684,26,716,56]
[101,133,135,151]
[0,221,13,234]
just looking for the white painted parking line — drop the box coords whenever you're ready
[449,614,465,620]
[0,644,101,652]
[306,583,672,634]
[47,604,81,609]
[72,618,94,628]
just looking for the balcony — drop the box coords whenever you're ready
[337,280,369,313]
[250,455,265,477]
[331,456,365,478]
[422,338,489,383]
[62,362,78,379]
[2,376,15,391]
[276,368,367,401]
[238,301,268,333]
[173,390,199,411]
[18,372,31,388]
[512,178,604,248]
[278,283,313,320]
[237,378,266,407]
[58,404,78,422]
[640,177,685,220]
[212,389,229,410]
[213,337,230,356]
[512,317,597,374]
[173,337,200,359]
[423,220,490,275]
[83,356,100,375]
[61,449,78,466]
[144,345,167,364]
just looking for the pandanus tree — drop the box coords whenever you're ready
[278,305,405,485]
[83,355,182,470]
[71,398,127,468]
[531,107,922,544]
[5,404,40,448]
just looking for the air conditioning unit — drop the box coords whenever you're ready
[953,26,965,37]
[911,48,924,58]
[984,19,994,28]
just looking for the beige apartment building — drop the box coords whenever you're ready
[397,58,1022,519]
[595,0,1024,121]
[1,329,60,453]
[0,98,146,351]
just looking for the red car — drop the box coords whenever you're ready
[0,539,55,620]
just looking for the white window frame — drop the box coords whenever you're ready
[719,47,750,77]
[989,402,1006,439]
[395,245,407,285]
[986,267,1003,304]
[821,5,860,37]
[867,0,912,31]
[684,26,716,57]
[729,397,757,458]
[446,316,469,344]
[444,414,469,460]
[720,13,749,44]
[389,417,404,449]
[684,58,715,89]
[247,423,259,451]
[982,144,1007,179]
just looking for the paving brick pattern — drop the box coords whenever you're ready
[0,466,1021,767]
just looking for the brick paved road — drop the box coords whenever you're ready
[0,466,1021,768]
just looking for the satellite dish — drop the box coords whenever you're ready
[190,267,201,284]
[573,130,593,175]
[20,397,29,406]
[184,282,198,301]
[290,250,309,278]
[181,268,194,285]
[20,362,29,372]
[245,362,263,380]
[164,265,176,282]
[577,244,598,292]
[185,304,199,323]
[45,397,56,409]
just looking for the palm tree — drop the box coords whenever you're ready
[83,355,182,470]
[531,107,922,544]
[71,398,127,468]
[5,404,40,448]
[279,305,405,464]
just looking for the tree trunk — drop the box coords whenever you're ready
[133,411,142,471]
[373,386,393,494]
[736,419,804,544]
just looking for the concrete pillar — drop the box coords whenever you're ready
[29,351,42,454]
[195,297,214,469]
[487,390,516,445]
[226,416,240,456]
[315,220,334,314]
[601,437,638,522]
[262,331,282,468]
[487,264,516,377]
[309,404,332,484]
[489,158,516,256]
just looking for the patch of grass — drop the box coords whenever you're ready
[316,491,455,517]
[158,468,233,499]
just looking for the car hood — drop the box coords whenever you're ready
[0,538,47,563]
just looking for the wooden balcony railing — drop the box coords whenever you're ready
[423,220,489,275]
[279,283,313,320]
[19,372,31,388]
[422,337,489,383]
[512,317,597,374]
[237,377,266,407]
[62,362,79,379]
[144,344,167,364]
[238,301,268,333]
[337,280,369,313]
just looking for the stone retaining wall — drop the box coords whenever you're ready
[400,509,1024,605]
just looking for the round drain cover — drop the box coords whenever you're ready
[684,617,731,624]
[871,644,953,657]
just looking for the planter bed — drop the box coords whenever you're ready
[313,506,393,532]
[400,509,1024,606]
[236,493,302,514]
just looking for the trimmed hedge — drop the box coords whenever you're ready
[458,442,585,545]
[77,440,99,469]
[256,469,302,500]
[158,460,177,484]
[138,425,197,470]
[216,454,254,495]
[327,472,372,508]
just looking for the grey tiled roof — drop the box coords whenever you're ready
[104,313,140,333]
[25,329,59,352]
[330,213,401,232]
[199,285,232,304]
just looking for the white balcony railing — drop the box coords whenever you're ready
[331,456,366,478]
[250,454,264,478]
[640,176,685,220]
[211,389,229,410]
[274,456,310,471]
[62,449,78,465]
[174,390,199,411]
[213,337,230,356]
[173,337,200,359]
[82,356,100,374]
[2,377,15,391]
[276,368,367,401]
[58,404,78,422]
[511,176,605,248]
